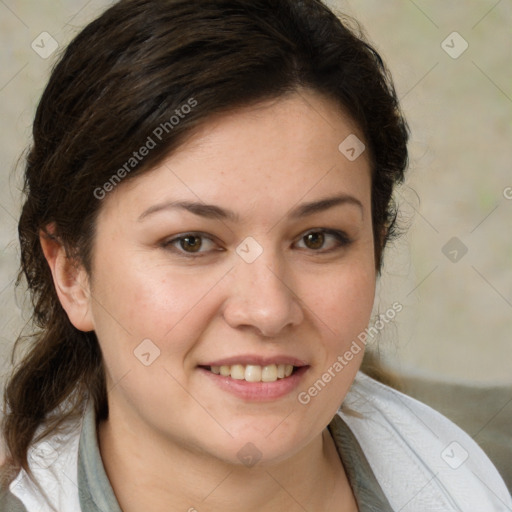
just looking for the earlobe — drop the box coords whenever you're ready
[39,226,95,332]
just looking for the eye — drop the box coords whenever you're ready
[162,232,219,257]
[295,229,351,252]
[162,228,351,259]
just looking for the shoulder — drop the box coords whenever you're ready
[0,485,30,512]
[6,414,83,512]
[339,371,512,512]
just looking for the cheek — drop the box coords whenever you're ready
[290,266,375,434]
[89,249,226,358]
[305,261,376,341]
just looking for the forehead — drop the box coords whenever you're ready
[100,90,371,224]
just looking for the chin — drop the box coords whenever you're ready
[202,420,313,469]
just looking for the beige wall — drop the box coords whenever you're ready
[1,0,511,393]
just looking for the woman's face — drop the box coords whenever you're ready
[86,89,376,466]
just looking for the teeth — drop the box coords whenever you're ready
[245,365,262,382]
[261,364,277,382]
[208,363,295,382]
[231,364,245,380]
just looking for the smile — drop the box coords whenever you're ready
[198,355,309,400]
[207,363,295,382]
[198,363,309,401]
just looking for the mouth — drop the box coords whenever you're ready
[199,363,300,383]
[198,358,309,401]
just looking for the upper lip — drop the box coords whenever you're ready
[200,355,308,367]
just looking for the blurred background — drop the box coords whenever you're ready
[0,0,511,487]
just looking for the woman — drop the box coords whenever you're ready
[1,0,510,511]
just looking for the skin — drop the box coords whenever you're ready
[41,88,377,511]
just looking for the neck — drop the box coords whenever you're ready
[97,405,357,512]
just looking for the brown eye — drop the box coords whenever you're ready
[162,232,219,258]
[295,229,352,253]
[179,235,203,252]
[303,231,325,250]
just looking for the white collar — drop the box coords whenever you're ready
[339,372,512,511]
[10,372,512,511]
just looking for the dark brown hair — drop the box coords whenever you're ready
[1,0,409,495]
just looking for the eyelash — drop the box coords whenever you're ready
[161,229,352,259]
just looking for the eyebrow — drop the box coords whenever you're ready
[137,193,363,222]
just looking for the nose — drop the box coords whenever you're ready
[222,249,304,338]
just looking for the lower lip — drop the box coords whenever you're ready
[198,366,309,401]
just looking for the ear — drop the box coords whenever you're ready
[39,225,94,332]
